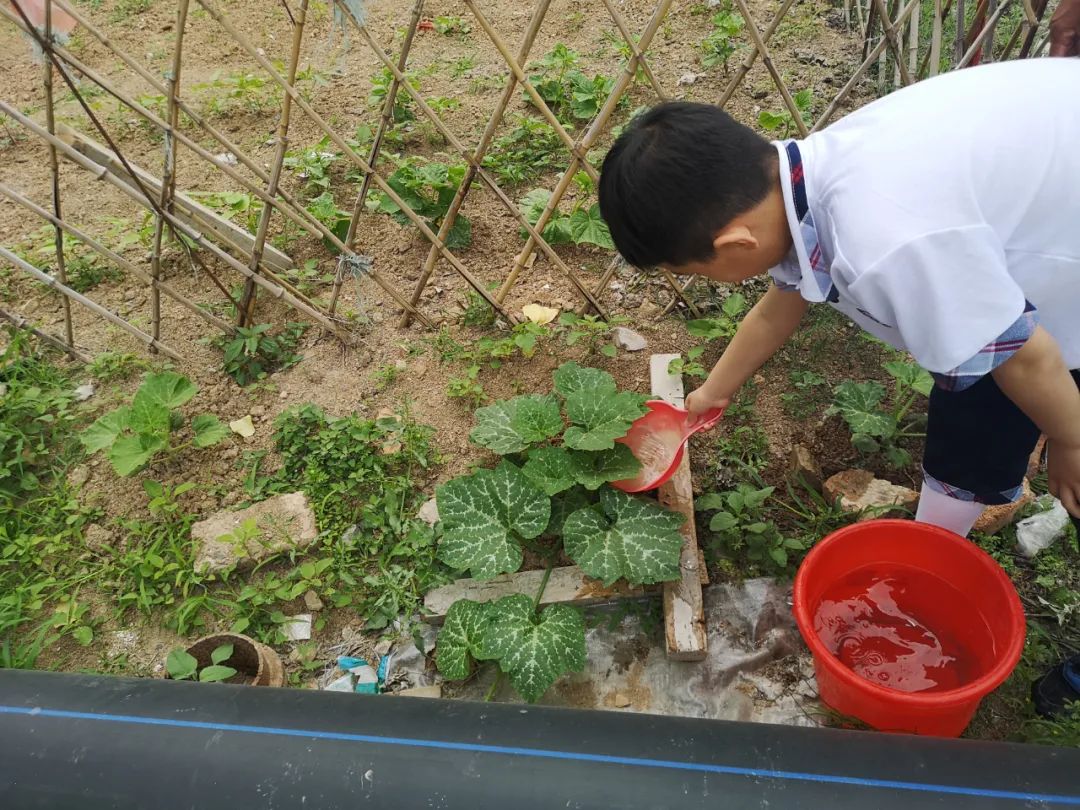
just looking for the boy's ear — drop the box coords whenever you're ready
[712,225,759,252]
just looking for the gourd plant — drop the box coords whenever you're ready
[433,363,686,702]
[80,372,228,476]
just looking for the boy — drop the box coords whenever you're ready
[598,58,1080,540]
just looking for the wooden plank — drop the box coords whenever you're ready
[57,125,293,274]
[423,565,649,623]
[650,354,708,661]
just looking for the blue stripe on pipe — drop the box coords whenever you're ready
[2,705,1079,806]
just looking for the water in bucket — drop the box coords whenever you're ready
[813,564,997,694]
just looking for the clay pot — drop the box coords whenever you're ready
[167,633,285,687]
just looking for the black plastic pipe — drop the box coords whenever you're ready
[1,670,1079,809]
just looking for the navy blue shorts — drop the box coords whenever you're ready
[923,370,1080,505]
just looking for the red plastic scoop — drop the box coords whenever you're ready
[612,401,724,493]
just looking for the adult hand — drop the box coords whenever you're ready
[1047,440,1080,518]
[1050,0,1080,57]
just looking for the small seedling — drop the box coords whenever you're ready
[284,137,339,197]
[524,44,619,124]
[80,372,228,476]
[433,15,471,36]
[667,346,708,380]
[216,323,306,387]
[368,67,419,122]
[827,360,932,467]
[189,191,263,235]
[368,156,472,249]
[166,643,237,683]
[518,172,613,251]
[698,484,804,571]
[447,365,485,406]
[482,116,564,186]
[685,293,747,342]
[701,5,745,71]
[758,89,815,138]
[781,370,828,418]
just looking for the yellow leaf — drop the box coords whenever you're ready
[522,304,559,325]
[229,415,255,438]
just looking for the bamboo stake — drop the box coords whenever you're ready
[238,0,309,326]
[0,306,92,363]
[929,0,945,75]
[600,0,668,99]
[907,0,920,76]
[193,0,477,326]
[855,0,866,35]
[346,18,608,317]
[0,181,236,337]
[862,0,878,60]
[9,0,423,329]
[731,0,809,136]
[812,0,921,130]
[495,0,676,307]
[718,0,798,108]
[997,0,1042,60]
[661,276,698,316]
[1017,0,1048,57]
[0,247,183,361]
[957,0,1014,65]
[41,0,358,274]
[463,0,597,181]
[331,0,425,316]
[871,0,914,85]
[0,100,364,345]
[148,0,190,349]
[400,0,553,328]
[42,0,74,348]
[985,0,998,59]
[955,0,967,65]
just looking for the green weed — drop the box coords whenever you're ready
[215,323,306,387]
[758,89,815,138]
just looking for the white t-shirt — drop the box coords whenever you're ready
[770,59,1080,375]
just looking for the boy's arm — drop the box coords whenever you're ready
[685,285,808,415]
[992,326,1080,517]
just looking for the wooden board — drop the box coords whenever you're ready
[651,353,708,661]
[423,565,649,623]
[57,125,293,274]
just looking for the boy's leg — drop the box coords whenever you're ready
[918,372,1044,536]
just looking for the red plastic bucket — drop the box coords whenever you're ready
[793,520,1025,737]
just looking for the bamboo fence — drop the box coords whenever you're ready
[0,0,1054,362]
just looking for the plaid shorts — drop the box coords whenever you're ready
[923,370,1080,505]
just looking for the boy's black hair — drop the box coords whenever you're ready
[599,102,776,269]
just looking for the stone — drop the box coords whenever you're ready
[788,444,823,492]
[221,446,239,459]
[397,685,442,699]
[191,491,318,573]
[68,465,91,489]
[73,383,95,401]
[824,470,918,519]
[83,523,113,552]
[250,405,266,417]
[303,590,324,612]
[973,479,1034,536]
[613,691,631,708]
[677,72,700,86]
[417,497,440,526]
[613,327,647,352]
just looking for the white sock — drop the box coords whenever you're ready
[915,482,987,537]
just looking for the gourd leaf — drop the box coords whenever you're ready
[199,665,237,683]
[192,414,229,448]
[470,394,563,455]
[166,648,198,680]
[826,381,894,438]
[563,487,684,586]
[137,372,198,410]
[477,595,586,703]
[884,360,934,397]
[109,433,167,477]
[567,445,640,490]
[563,390,648,451]
[521,446,576,496]
[435,599,497,681]
[80,407,130,453]
[436,461,550,580]
[545,485,594,537]
[568,204,614,249]
[553,362,616,399]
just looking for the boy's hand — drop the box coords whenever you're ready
[685,387,731,417]
[1047,441,1080,518]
